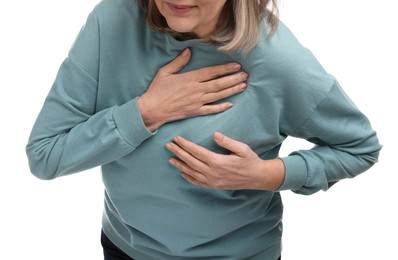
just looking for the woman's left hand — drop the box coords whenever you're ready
[165,132,285,191]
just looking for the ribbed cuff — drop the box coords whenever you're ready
[277,155,308,191]
[113,97,156,148]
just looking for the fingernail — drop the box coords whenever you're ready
[231,63,241,70]
[165,142,172,150]
[182,48,190,57]
[214,132,223,141]
[240,83,247,91]
[226,102,234,109]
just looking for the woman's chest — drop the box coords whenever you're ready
[96,43,285,156]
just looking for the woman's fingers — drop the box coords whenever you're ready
[206,71,248,91]
[165,138,210,174]
[181,173,212,189]
[202,83,247,104]
[198,71,248,103]
[193,62,242,82]
[159,48,192,75]
[139,51,248,129]
[198,102,234,115]
[169,158,209,185]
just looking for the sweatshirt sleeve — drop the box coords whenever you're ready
[26,4,155,180]
[278,81,382,194]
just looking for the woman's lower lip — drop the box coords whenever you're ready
[167,3,195,15]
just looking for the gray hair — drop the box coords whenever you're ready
[139,0,279,55]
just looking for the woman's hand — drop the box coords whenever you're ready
[137,49,248,132]
[165,132,286,191]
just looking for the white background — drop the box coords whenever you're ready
[1,0,397,259]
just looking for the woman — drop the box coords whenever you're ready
[26,0,381,259]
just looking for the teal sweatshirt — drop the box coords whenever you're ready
[26,0,381,259]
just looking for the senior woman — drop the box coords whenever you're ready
[26,0,381,259]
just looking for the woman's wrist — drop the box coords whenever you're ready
[254,159,286,191]
[136,95,164,132]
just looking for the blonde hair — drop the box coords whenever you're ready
[139,0,279,55]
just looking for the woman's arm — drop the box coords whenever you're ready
[26,9,247,180]
[165,82,381,193]
[25,55,148,180]
[278,81,381,195]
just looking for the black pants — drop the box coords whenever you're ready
[101,231,134,260]
[101,230,281,260]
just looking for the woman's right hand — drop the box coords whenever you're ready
[137,48,248,132]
